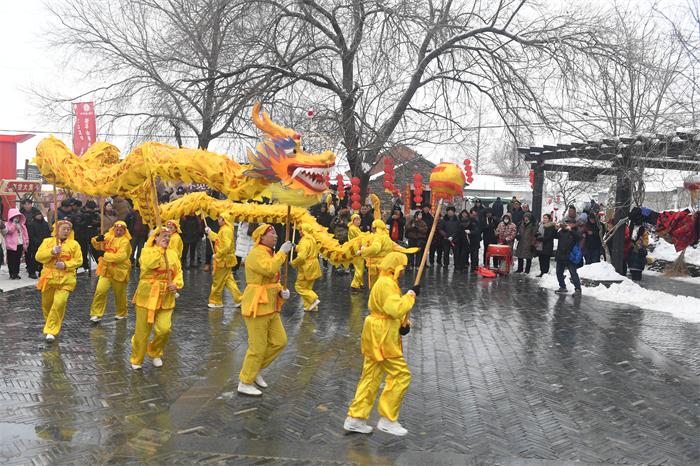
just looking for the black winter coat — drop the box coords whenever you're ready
[627,245,648,271]
[491,200,504,219]
[554,228,581,263]
[481,217,497,244]
[76,208,100,240]
[439,216,461,240]
[26,218,51,248]
[180,215,203,243]
[536,223,556,256]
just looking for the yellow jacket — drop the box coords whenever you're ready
[35,233,83,292]
[168,232,183,257]
[132,245,184,314]
[291,235,321,281]
[91,223,132,282]
[361,232,395,263]
[241,244,286,318]
[348,224,362,241]
[361,273,415,361]
[208,221,237,270]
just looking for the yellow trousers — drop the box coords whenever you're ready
[130,305,173,365]
[41,287,71,336]
[295,278,318,309]
[350,257,365,289]
[239,312,287,384]
[347,356,411,422]
[367,265,381,289]
[90,277,128,318]
[208,267,242,305]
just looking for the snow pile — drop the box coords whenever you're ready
[650,238,700,266]
[577,262,625,281]
[537,271,700,323]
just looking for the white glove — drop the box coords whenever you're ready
[52,246,62,255]
[448,237,453,241]
[280,241,293,254]
[204,227,211,235]
[55,261,66,270]
[466,230,471,234]
[280,289,290,299]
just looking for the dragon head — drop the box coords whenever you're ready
[244,103,336,197]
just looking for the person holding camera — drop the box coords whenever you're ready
[554,218,582,294]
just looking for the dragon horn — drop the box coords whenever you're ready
[252,102,299,141]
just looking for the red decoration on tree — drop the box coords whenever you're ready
[350,177,362,211]
[335,174,345,199]
[413,173,423,206]
[464,159,474,185]
[383,158,396,193]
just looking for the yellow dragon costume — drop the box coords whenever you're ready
[89,220,132,321]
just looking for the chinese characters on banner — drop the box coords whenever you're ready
[72,102,96,157]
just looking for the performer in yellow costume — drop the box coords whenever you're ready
[35,220,83,342]
[361,219,397,288]
[165,219,184,258]
[237,224,293,396]
[291,223,321,311]
[348,214,365,291]
[130,227,184,369]
[344,252,416,436]
[205,213,242,309]
[89,221,132,322]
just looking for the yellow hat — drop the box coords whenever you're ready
[146,226,170,247]
[52,219,75,241]
[348,213,360,227]
[372,219,387,232]
[109,220,132,241]
[379,252,408,279]
[252,223,274,244]
[165,219,181,233]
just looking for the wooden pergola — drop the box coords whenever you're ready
[519,131,700,273]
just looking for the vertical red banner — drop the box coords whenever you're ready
[72,102,96,157]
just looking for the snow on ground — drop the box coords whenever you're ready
[644,270,700,285]
[537,270,700,323]
[650,237,700,266]
[576,262,625,281]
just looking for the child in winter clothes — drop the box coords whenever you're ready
[627,237,648,281]
[1,208,30,279]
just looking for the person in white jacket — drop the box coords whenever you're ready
[235,221,255,264]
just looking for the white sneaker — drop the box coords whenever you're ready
[45,334,55,342]
[90,316,101,323]
[152,358,163,368]
[114,315,126,321]
[344,416,373,434]
[237,381,262,396]
[131,364,142,370]
[377,417,408,436]
[232,301,242,308]
[254,374,268,389]
[207,303,224,308]
[308,299,320,311]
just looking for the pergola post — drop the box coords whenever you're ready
[531,162,545,220]
[611,155,631,275]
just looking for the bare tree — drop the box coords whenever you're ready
[38,0,279,149]
[227,0,603,197]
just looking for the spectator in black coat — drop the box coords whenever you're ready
[511,201,524,226]
[20,198,42,221]
[25,211,51,278]
[315,203,333,231]
[463,208,483,271]
[582,215,603,264]
[125,207,147,265]
[358,204,374,233]
[491,197,504,220]
[627,237,648,281]
[437,206,460,268]
[385,207,405,243]
[180,214,203,268]
[76,200,101,272]
[535,214,556,276]
[553,218,581,294]
[481,208,497,267]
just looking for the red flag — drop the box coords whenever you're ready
[72,102,96,157]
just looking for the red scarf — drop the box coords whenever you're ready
[391,221,399,241]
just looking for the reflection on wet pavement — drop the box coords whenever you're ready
[0,267,698,464]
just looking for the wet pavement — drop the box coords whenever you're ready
[0,265,698,465]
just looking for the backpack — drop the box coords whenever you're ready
[568,243,582,264]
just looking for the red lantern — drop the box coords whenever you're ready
[463,159,474,185]
[383,158,396,193]
[413,173,423,207]
[336,174,345,199]
[529,169,535,188]
[350,177,362,210]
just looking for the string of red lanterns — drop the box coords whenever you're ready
[463,159,474,185]
[413,173,423,207]
[383,158,396,193]
[335,174,345,200]
[350,177,362,211]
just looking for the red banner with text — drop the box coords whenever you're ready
[72,102,96,157]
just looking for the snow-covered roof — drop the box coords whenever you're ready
[463,173,531,193]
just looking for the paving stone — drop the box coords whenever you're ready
[0,266,698,464]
